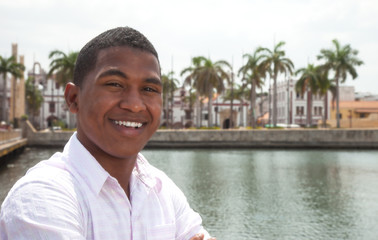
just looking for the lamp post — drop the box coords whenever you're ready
[229,70,234,129]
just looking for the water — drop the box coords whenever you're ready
[1,147,378,239]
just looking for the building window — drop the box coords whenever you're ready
[49,102,55,113]
[313,106,323,115]
[296,92,303,99]
[185,110,192,120]
[296,106,304,116]
[203,113,208,120]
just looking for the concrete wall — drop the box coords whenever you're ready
[149,129,378,149]
[22,120,378,149]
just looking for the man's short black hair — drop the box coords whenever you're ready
[73,26,159,87]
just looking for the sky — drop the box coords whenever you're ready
[1,0,377,94]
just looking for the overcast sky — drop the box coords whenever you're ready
[1,0,377,93]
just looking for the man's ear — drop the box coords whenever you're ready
[64,82,79,114]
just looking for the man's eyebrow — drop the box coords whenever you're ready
[98,69,127,79]
[145,77,162,86]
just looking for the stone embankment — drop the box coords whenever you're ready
[22,121,378,149]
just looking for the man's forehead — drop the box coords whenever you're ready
[96,46,160,72]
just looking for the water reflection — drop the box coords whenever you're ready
[1,148,378,239]
[143,149,378,240]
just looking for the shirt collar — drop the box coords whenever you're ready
[63,132,110,195]
[63,132,158,195]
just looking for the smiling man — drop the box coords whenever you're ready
[0,27,215,240]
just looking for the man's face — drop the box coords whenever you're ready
[73,46,162,162]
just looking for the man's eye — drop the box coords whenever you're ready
[144,87,158,93]
[106,82,122,88]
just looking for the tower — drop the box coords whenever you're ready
[10,43,26,127]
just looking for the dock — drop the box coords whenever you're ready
[0,130,27,158]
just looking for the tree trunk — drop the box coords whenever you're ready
[251,82,256,128]
[240,99,244,127]
[307,89,312,127]
[170,90,174,128]
[195,97,200,128]
[208,90,213,128]
[2,74,7,122]
[323,91,328,127]
[165,93,169,128]
[273,74,278,127]
[336,76,340,128]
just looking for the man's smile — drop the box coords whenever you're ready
[114,120,144,129]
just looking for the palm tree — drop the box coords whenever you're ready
[181,57,204,127]
[238,50,266,128]
[295,64,321,127]
[316,68,336,127]
[258,42,294,127]
[48,50,78,86]
[161,71,179,128]
[25,77,43,123]
[317,39,363,128]
[194,57,231,128]
[182,56,231,128]
[0,55,25,122]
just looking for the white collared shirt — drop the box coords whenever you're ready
[0,133,211,239]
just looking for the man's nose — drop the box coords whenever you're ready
[119,89,146,112]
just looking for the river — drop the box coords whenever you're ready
[1,147,378,239]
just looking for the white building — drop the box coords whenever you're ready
[162,88,252,129]
[273,79,330,127]
[27,64,76,130]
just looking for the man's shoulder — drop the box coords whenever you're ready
[5,152,77,203]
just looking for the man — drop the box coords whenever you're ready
[0,27,215,240]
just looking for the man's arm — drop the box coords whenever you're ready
[167,177,214,240]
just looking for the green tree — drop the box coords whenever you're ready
[317,39,363,128]
[258,42,294,127]
[48,50,78,86]
[161,71,179,128]
[0,55,25,122]
[295,64,321,127]
[181,56,206,127]
[201,57,231,128]
[25,77,43,124]
[238,50,266,128]
[184,57,231,128]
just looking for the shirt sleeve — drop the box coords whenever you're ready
[0,172,86,240]
[168,179,212,240]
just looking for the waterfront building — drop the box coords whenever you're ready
[162,88,258,129]
[355,92,378,101]
[328,100,378,128]
[0,75,11,123]
[271,79,330,127]
[27,65,76,130]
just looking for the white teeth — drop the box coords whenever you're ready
[114,120,143,128]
